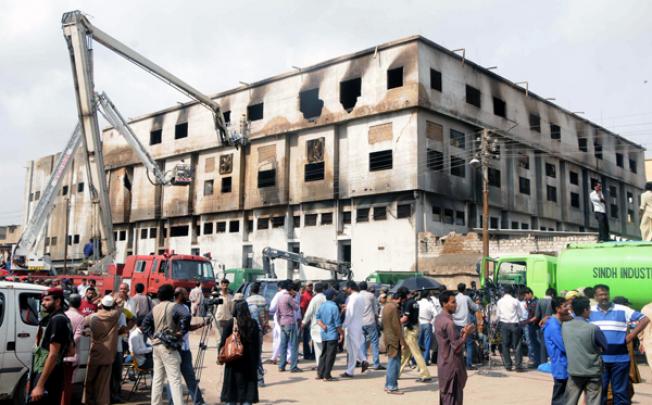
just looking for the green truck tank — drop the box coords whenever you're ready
[481,241,652,309]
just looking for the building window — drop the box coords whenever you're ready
[140,228,148,239]
[221,177,232,193]
[455,211,465,226]
[229,220,239,233]
[616,153,624,168]
[443,209,454,224]
[119,230,127,241]
[490,217,499,229]
[465,85,481,108]
[77,182,84,193]
[342,211,351,225]
[610,204,618,219]
[450,129,466,150]
[547,185,557,202]
[450,156,466,177]
[373,206,387,220]
[570,192,580,208]
[304,214,317,226]
[203,222,214,235]
[488,168,501,187]
[150,228,157,238]
[258,169,276,188]
[299,88,323,119]
[292,215,300,228]
[321,213,333,225]
[550,124,561,140]
[247,103,264,121]
[628,209,635,224]
[432,206,441,222]
[570,171,579,185]
[369,150,393,171]
[34,191,40,201]
[627,192,634,204]
[174,122,188,139]
[170,225,189,237]
[529,113,541,132]
[247,220,254,232]
[356,208,370,223]
[545,163,556,178]
[511,221,519,229]
[203,180,214,196]
[223,111,231,125]
[519,177,531,195]
[216,221,227,233]
[257,218,269,230]
[518,153,530,170]
[305,162,325,182]
[578,138,588,152]
[594,141,603,160]
[430,69,442,91]
[521,223,530,230]
[62,185,69,196]
[397,204,412,218]
[150,129,162,145]
[73,234,81,244]
[340,77,361,112]
[50,237,57,246]
[387,67,403,89]
[629,158,637,173]
[493,97,506,118]
[272,217,285,228]
[427,149,444,171]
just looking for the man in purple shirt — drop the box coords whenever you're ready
[277,282,301,372]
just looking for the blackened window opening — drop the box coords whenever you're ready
[175,122,188,139]
[305,162,325,181]
[369,150,393,171]
[529,114,541,132]
[550,124,561,140]
[299,88,324,119]
[221,177,232,193]
[466,85,481,108]
[248,103,264,121]
[387,67,403,89]
[427,150,444,171]
[258,169,276,188]
[150,129,162,145]
[170,225,189,237]
[430,69,442,91]
[340,77,361,112]
[493,97,506,117]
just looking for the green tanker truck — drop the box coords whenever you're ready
[480,241,652,309]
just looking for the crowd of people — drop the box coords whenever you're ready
[4,273,652,405]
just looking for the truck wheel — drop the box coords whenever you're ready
[12,373,27,405]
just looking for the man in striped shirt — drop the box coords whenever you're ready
[589,284,649,405]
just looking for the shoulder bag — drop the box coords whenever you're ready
[218,319,244,364]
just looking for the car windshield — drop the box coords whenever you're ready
[171,260,215,280]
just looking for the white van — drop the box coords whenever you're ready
[0,281,47,404]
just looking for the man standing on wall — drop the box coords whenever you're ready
[590,182,610,242]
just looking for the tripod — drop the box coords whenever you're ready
[191,304,217,402]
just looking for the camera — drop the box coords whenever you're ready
[202,291,224,313]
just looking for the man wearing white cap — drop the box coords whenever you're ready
[84,294,122,405]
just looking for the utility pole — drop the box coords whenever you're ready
[474,129,492,280]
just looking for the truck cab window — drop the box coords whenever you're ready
[19,293,41,326]
[497,262,527,286]
[135,260,146,273]
[171,260,215,280]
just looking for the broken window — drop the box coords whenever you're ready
[271,216,284,228]
[594,140,603,159]
[321,212,333,225]
[397,204,412,218]
[616,153,624,167]
[450,156,466,177]
[150,228,157,238]
[373,206,387,220]
[387,67,403,89]
[432,206,441,222]
[490,217,500,229]
[150,129,162,145]
[547,185,557,202]
[119,230,127,241]
[430,69,442,91]
[223,111,231,125]
[529,113,541,132]
[578,138,588,152]
[247,103,264,121]
[456,211,465,226]
[229,220,239,233]
[627,192,633,204]
[629,158,637,173]
[174,122,188,139]
[493,97,506,117]
[304,214,317,226]
[488,168,501,187]
[170,225,189,237]
[369,150,393,171]
[77,182,84,193]
[519,177,531,195]
[550,124,561,140]
[521,223,530,230]
[307,138,325,162]
[221,177,232,193]
[219,154,233,174]
[450,129,466,149]
[141,228,148,239]
[465,85,481,108]
[443,209,454,224]
[545,163,556,178]
[427,149,444,171]
[518,153,530,170]
[569,171,579,185]
[342,211,351,225]
[356,208,370,222]
[217,221,227,233]
[203,222,214,235]
[299,88,324,119]
[62,185,68,196]
[203,180,214,196]
[257,169,276,188]
[340,77,361,112]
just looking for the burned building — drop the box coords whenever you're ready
[24,36,646,280]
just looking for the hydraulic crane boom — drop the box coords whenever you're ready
[262,247,353,280]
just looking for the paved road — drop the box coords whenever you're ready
[116,329,652,404]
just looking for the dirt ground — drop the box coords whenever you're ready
[117,330,652,405]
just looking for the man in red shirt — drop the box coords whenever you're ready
[300,282,315,360]
[79,286,98,315]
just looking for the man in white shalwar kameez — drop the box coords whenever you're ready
[341,280,368,377]
[269,280,289,362]
[640,183,652,241]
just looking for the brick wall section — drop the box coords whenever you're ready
[417,231,598,287]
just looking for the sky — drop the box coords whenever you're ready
[1,0,651,226]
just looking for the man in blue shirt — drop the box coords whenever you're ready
[543,296,571,405]
[316,289,343,381]
[589,284,649,405]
